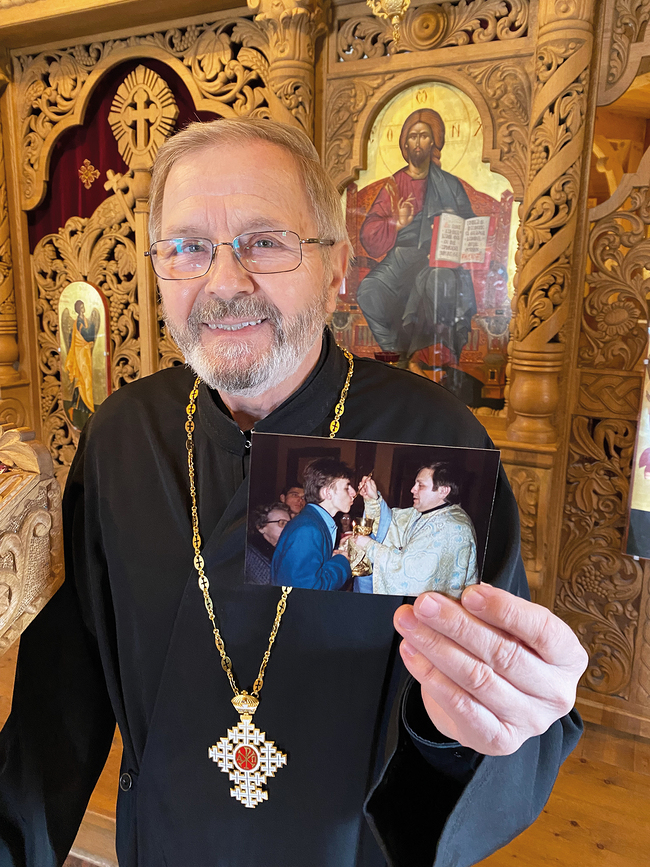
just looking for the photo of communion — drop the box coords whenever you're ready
[245,432,500,598]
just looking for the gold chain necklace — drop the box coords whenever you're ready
[185,346,354,808]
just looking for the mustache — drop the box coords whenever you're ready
[187,295,282,332]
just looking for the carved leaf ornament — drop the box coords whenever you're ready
[607,0,650,87]
[0,430,40,474]
[337,0,528,60]
[512,38,590,345]
[558,415,643,697]
[580,188,650,370]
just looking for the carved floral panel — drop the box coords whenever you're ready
[336,0,529,62]
[32,179,138,479]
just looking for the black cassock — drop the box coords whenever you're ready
[0,331,581,867]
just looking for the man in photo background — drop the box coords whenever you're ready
[279,484,306,516]
[354,462,478,597]
[271,458,354,590]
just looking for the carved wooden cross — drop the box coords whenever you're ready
[123,85,160,153]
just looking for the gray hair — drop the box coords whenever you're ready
[148,118,351,256]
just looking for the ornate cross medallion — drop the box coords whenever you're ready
[209,695,287,808]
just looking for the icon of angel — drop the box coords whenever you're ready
[60,298,101,429]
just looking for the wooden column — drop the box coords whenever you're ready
[507,0,597,444]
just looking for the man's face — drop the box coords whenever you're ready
[324,478,356,515]
[281,486,305,516]
[258,507,291,547]
[158,141,347,396]
[411,469,449,512]
[404,122,434,169]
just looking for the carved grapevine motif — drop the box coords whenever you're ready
[32,177,138,474]
[580,187,650,370]
[336,0,528,61]
[557,416,643,697]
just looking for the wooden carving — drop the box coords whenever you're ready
[108,65,179,170]
[581,187,650,371]
[507,0,596,443]
[14,0,326,210]
[506,465,540,566]
[0,110,20,389]
[558,415,642,697]
[633,567,650,705]
[325,75,394,179]
[556,153,650,705]
[336,0,529,61]
[600,0,650,104]
[463,60,532,196]
[0,428,63,656]
[32,177,138,481]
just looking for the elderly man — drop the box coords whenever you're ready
[355,462,478,597]
[0,118,587,867]
[271,458,354,590]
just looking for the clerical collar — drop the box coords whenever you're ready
[196,328,348,455]
[420,502,450,515]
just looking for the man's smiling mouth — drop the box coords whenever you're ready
[206,319,265,331]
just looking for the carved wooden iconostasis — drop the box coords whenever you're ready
[0,0,648,738]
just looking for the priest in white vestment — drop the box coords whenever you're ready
[354,462,478,598]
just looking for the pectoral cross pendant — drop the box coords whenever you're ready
[208,693,287,808]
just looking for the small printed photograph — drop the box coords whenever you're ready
[245,433,500,598]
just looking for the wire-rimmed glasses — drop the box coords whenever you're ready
[145,230,335,279]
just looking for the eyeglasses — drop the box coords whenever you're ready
[145,231,335,279]
[264,519,290,528]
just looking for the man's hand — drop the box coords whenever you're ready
[394,583,588,756]
[397,195,415,228]
[358,475,378,500]
[352,533,371,550]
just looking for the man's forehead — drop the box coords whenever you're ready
[286,487,303,495]
[167,140,303,190]
[160,141,313,235]
[416,468,433,482]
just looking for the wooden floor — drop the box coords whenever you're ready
[1,642,650,866]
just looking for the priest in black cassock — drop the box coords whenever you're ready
[0,119,587,867]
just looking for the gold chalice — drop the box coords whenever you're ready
[349,517,373,577]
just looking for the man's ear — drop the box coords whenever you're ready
[438,485,451,500]
[324,242,350,316]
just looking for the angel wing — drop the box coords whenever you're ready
[89,307,101,341]
[60,307,74,354]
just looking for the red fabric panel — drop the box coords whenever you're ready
[28,58,219,250]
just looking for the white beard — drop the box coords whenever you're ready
[163,291,329,398]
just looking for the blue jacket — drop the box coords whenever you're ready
[271,503,351,590]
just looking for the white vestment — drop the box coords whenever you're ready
[364,499,478,598]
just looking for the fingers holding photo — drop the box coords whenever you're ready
[393,586,587,755]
